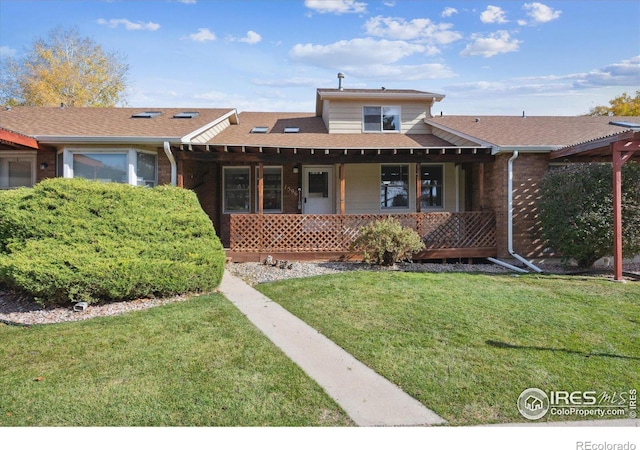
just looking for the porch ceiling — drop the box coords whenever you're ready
[177,144,493,163]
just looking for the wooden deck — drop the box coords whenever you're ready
[227,212,497,263]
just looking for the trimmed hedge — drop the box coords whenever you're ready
[0,178,226,306]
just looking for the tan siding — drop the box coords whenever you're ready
[344,163,417,213]
[191,118,231,144]
[431,128,478,146]
[325,100,434,134]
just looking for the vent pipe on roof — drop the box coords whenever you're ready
[337,72,345,91]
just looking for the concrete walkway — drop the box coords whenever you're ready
[219,270,446,427]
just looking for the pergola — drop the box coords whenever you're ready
[551,127,640,281]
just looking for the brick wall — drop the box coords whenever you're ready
[36,150,56,182]
[487,153,550,259]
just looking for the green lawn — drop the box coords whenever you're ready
[257,272,640,426]
[0,294,353,426]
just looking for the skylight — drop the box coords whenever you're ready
[132,111,162,119]
[284,127,300,133]
[609,121,640,129]
[251,126,269,133]
[173,111,200,119]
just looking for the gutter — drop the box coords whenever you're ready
[163,141,177,187]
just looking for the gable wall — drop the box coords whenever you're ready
[324,100,433,134]
[190,118,232,144]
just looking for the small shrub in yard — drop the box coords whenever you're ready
[350,216,425,266]
[538,162,640,268]
[0,178,226,306]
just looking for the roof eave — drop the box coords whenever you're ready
[34,136,183,145]
[491,146,560,155]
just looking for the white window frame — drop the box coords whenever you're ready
[59,147,157,186]
[420,164,445,210]
[223,166,251,214]
[363,105,401,133]
[255,166,283,213]
[380,164,410,210]
[0,151,37,189]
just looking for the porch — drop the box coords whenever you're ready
[227,211,497,262]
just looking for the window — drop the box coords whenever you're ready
[224,167,250,213]
[256,166,282,212]
[420,165,443,209]
[381,165,409,208]
[136,152,157,187]
[364,106,400,132]
[73,153,127,183]
[62,149,157,186]
[251,126,269,133]
[0,154,35,189]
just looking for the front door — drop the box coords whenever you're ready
[302,166,334,214]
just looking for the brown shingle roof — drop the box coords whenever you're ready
[206,112,456,149]
[426,115,640,148]
[0,107,235,140]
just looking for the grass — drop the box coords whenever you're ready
[0,294,353,426]
[257,271,640,426]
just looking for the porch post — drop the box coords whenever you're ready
[339,163,346,214]
[416,162,421,213]
[478,163,485,209]
[612,142,635,281]
[257,163,264,214]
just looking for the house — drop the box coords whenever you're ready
[2,84,639,265]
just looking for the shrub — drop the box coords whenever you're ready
[0,178,226,306]
[538,162,640,268]
[350,217,425,266]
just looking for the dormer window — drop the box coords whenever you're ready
[363,106,400,132]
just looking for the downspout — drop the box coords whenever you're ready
[506,151,543,273]
[163,141,177,187]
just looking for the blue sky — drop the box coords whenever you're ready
[1,0,639,115]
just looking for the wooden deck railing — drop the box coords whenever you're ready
[229,212,496,259]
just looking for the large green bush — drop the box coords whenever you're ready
[538,162,640,268]
[350,216,425,265]
[0,178,226,305]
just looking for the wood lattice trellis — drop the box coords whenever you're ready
[230,212,496,254]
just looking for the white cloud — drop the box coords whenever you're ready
[177,0,196,3]
[239,30,262,45]
[0,45,16,58]
[480,5,508,24]
[187,28,216,42]
[364,16,462,46]
[522,2,561,24]
[290,38,425,67]
[97,18,160,31]
[460,31,521,58]
[569,55,640,88]
[304,0,367,15]
[442,7,458,18]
